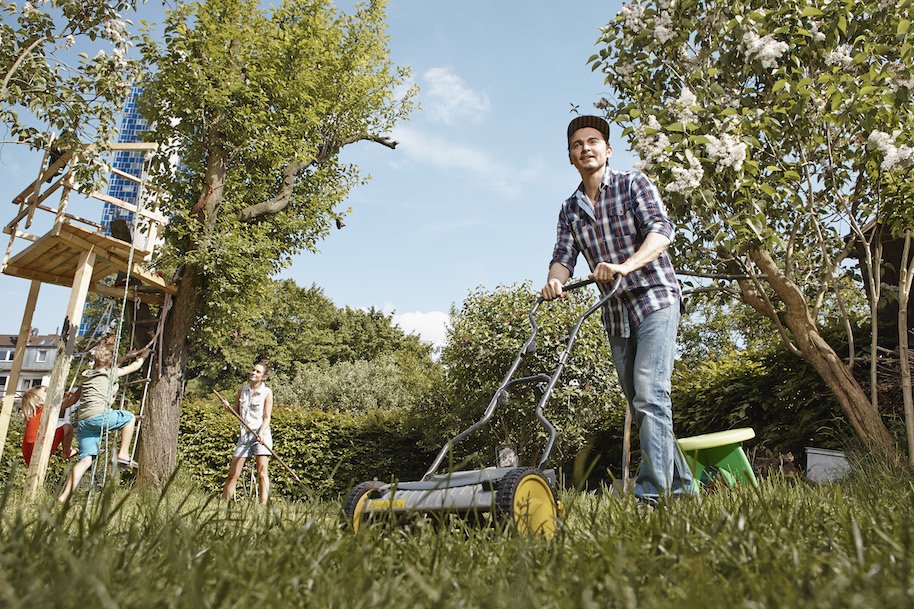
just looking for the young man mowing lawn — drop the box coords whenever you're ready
[541,115,695,507]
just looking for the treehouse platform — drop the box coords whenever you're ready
[2,141,176,305]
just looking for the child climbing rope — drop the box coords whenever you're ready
[220,360,273,504]
[56,340,149,503]
[20,385,79,465]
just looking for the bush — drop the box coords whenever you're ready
[271,351,443,413]
[178,398,434,499]
[672,346,854,461]
[438,282,627,467]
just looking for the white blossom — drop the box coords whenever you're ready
[898,74,914,90]
[867,130,914,171]
[633,115,671,173]
[666,150,704,194]
[103,18,128,44]
[64,34,75,49]
[614,61,635,78]
[825,44,853,67]
[22,2,36,16]
[94,49,107,59]
[742,31,788,70]
[809,22,827,43]
[704,132,747,172]
[619,2,646,34]
[653,11,675,44]
[111,47,128,70]
[672,86,698,124]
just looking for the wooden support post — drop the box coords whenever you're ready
[621,403,633,494]
[24,250,95,498]
[0,280,41,464]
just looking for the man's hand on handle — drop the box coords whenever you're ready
[541,277,567,301]
[588,261,631,283]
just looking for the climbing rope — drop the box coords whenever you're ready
[90,150,153,490]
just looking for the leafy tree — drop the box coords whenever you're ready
[1,0,140,170]
[439,282,627,466]
[188,278,439,391]
[136,0,414,487]
[592,0,913,464]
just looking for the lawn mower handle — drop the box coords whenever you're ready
[422,275,623,480]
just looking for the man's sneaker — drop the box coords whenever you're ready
[636,495,659,512]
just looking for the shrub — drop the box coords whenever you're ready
[178,398,433,499]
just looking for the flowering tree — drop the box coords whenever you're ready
[0,0,140,168]
[592,0,913,464]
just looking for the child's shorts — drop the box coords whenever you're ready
[76,410,134,460]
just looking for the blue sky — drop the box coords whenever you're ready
[0,0,630,348]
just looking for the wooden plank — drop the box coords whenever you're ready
[12,151,74,204]
[110,142,157,152]
[25,250,96,497]
[39,246,77,277]
[82,191,168,225]
[5,231,57,268]
[92,282,164,306]
[0,280,40,463]
[1,228,39,242]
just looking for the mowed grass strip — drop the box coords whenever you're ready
[1,468,912,609]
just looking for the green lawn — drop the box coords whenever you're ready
[1,469,912,608]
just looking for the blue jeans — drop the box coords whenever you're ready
[609,303,694,498]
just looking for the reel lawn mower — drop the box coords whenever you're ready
[344,276,622,538]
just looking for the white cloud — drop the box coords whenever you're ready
[392,310,451,351]
[422,67,490,124]
[391,126,544,199]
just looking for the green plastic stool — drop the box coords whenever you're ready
[677,428,757,494]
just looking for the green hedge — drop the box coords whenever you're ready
[177,399,434,500]
[671,347,854,461]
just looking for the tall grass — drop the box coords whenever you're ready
[1,467,912,608]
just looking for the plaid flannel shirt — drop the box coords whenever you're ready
[550,167,680,338]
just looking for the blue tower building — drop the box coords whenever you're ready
[79,86,151,336]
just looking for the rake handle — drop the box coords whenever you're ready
[213,389,310,494]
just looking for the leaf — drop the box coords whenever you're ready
[772,80,789,93]
[899,19,911,36]
[801,7,824,17]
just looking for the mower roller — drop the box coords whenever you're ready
[344,276,622,538]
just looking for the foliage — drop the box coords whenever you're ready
[271,351,446,414]
[3,467,914,608]
[138,0,415,351]
[135,0,415,485]
[177,398,433,498]
[188,279,438,389]
[678,296,779,368]
[595,0,912,259]
[0,0,141,173]
[592,0,913,456]
[673,345,854,456]
[439,282,627,465]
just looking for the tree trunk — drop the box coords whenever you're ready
[136,132,227,489]
[136,264,204,487]
[749,248,899,465]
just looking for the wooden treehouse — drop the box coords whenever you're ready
[0,142,176,497]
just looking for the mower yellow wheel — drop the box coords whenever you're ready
[343,481,384,532]
[496,468,558,540]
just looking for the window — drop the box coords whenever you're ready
[0,376,7,391]
[29,378,43,388]
[36,350,48,363]
[2,350,13,362]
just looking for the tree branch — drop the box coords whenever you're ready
[237,134,397,221]
[3,35,49,93]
